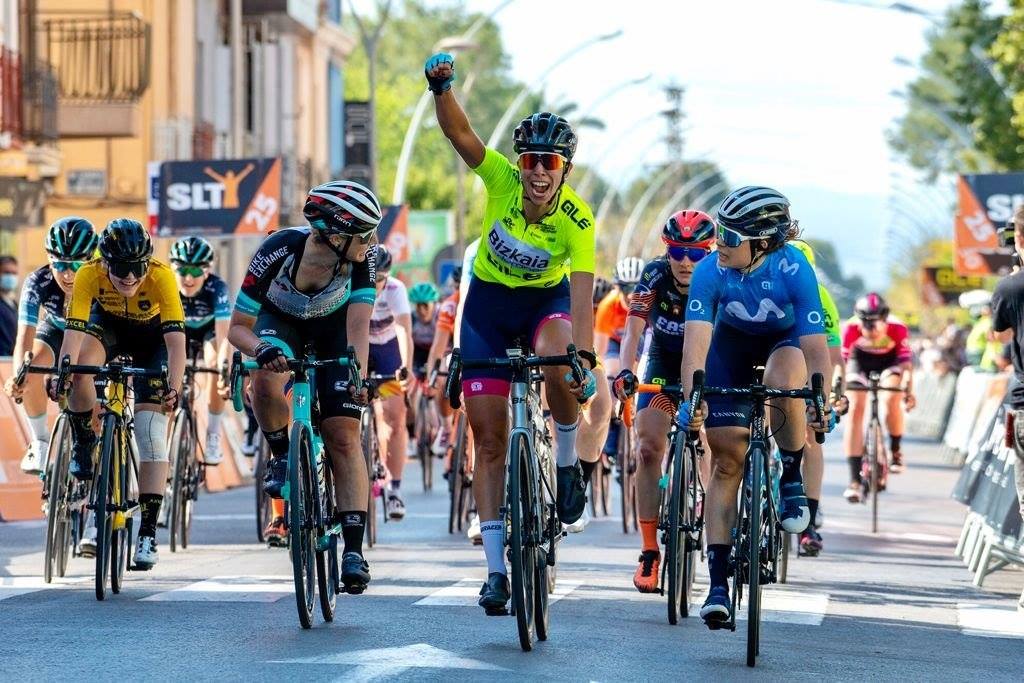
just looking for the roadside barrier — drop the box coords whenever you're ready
[904,369,957,441]
[0,358,252,522]
[941,368,1008,465]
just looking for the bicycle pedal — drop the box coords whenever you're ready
[130,562,154,572]
[483,605,510,616]
[343,584,367,595]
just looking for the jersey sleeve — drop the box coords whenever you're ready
[992,278,1015,332]
[684,256,720,324]
[595,293,616,335]
[66,265,99,331]
[389,278,411,316]
[348,251,376,306]
[471,148,520,198]
[235,231,293,317]
[212,277,233,320]
[819,286,841,348]
[156,267,185,333]
[840,321,860,361]
[437,293,458,334]
[567,197,596,275]
[629,261,662,322]
[17,271,41,327]
[786,252,825,337]
[890,322,913,364]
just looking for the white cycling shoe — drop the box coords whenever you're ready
[204,431,223,465]
[467,513,482,545]
[135,535,159,569]
[20,439,48,475]
[78,525,98,557]
[564,506,591,534]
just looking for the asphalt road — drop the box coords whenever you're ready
[2,433,1023,681]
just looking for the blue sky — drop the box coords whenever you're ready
[400,0,968,285]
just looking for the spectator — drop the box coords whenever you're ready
[0,255,18,356]
[990,203,1024,611]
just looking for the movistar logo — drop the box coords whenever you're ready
[725,298,786,323]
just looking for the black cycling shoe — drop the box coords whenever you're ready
[700,585,732,628]
[262,457,288,499]
[478,572,511,615]
[556,462,587,524]
[69,436,96,482]
[341,552,370,594]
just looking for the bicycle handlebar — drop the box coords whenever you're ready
[229,348,362,413]
[444,345,586,411]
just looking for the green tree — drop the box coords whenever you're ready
[804,238,865,316]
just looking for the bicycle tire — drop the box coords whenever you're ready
[288,421,317,629]
[362,412,379,547]
[317,450,338,623]
[111,423,132,595]
[254,438,273,543]
[44,416,72,583]
[508,432,537,651]
[417,394,434,492]
[448,416,465,535]
[746,445,765,668]
[682,441,700,618]
[180,416,198,550]
[866,419,880,533]
[168,410,188,553]
[778,532,790,583]
[666,432,686,624]
[94,413,119,601]
[619,424,635,534]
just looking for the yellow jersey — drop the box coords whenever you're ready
[66,259,185,333]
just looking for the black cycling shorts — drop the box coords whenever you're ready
[34,319,64,359]
[85,310,169,405]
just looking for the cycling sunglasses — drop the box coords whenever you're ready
[716,225,764,249]
[174,264,208,278]
[107,259,149,279]
[517,152,567,172]
[667,245,711,262]
[50,259,85,273]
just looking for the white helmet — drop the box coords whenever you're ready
[614,256,645,286]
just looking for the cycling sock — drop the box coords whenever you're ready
[707,543,731,589]
[580,459,597,484]
[340,511,366,555]
[779,447,804,485]
[848,455,863,483]
[480,520,507,575]
[390,480,401,493]
[139,493,163,538]
[68,409,94,445]
[807,498,819,526]
[27,412,49,442]
[554,419,579,467]
[639,518,659,552]
[603,420,620,455]
[263,427,289,459]
[207,410,222,436]
[890,434,902,453]
[271,498,285,519]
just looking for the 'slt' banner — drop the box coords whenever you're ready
[157,158,281,235]
[954,173,1019,276]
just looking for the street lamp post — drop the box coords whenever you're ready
[640,179,727,257]
[577,112,661,198]
[889,89,995,170]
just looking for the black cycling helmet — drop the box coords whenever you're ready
[375,244,393,271]
[45,216,98,260]
[593,276,614,306]
[169,236,215,266]
[99,218,153,263]
[513,112,577,160]
[716,186,792,244]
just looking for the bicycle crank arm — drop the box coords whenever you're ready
[318,523,342,551]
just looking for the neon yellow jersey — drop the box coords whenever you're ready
[471,147,596,288]
[819,285,841,348]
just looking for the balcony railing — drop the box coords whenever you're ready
[0,48,21,145]
[39,12,151,102]
[21,61,59,142]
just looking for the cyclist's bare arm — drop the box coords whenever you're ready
[227,310,262,357]
[569,272,596,356]
[425,327,452,391]
[163,330,187,401]
[346,303,372,380]
[594,332,610,359]
[57,328,88,367]
[681,320,713,428]
[397,311,414,373]
[828,345,845,397]
[6,322,37,397]
[619,316,647,376]
[432,87,485,168]
[798,333,833,430]
[214,318,231,368]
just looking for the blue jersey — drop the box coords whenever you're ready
[685,244,825,337]
[18,266,67,329]
[182,273,232,331]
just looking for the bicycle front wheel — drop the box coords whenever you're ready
[44,415,73,583]
[417,395,433,492]
[94,413,119,601]
[317,456,338,623]
[746,446,765,668]
[866,419,881,533]
[448,413,466,534]
[666,433,686,624]
[619,424,636,534]
[287,421,317,629]
[508,433,538,651]
[168,410,189,553]
[362,412,378,547]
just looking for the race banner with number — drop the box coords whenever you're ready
[954,173,1019,276]
[156,158,281,235]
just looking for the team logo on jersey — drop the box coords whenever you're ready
[138,299,151,311]
[777,257,800,276]
[807,310,823,325]
[248,246,289,278]
[487,222,552,272]
[725,298,786,323]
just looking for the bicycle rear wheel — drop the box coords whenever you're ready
[362,413,378,547]
[44,415,73,583]
[317,455,338,623]
[448,414,466,534]
[287,421,317,629]
[168,410,189,553]
[508,433,538,651]
[417,395,434,492]
[94,413,119,601]
[681,441,700,617]
[746,446,765,668]
[666,433,687,624]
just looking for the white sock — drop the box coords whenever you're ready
[207,411,222,438]
[27,413,49,442]
[554,419,579,468]
[480,520,506,575]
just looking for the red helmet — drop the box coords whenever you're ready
[663,210,715,248]
[854,292,890,320]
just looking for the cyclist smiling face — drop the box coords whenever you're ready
[518,152,570,208]
[105,260,149,298]
[174,264,210,297]
[48,258,81,294]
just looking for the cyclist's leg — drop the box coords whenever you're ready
[370,337,408,515]
[801,427,825,552]
[702,425,748,619]
[880,368,905,469]
[19,329,57,472]
[249,313,299,498]
[577,357,610,484]
[600,341,622,457]
[202,334,226,464]
[764,343,810,532]
[65,326,107,480]
[843,364,870,501]
[633,403,671,592]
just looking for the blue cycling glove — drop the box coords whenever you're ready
[565,367,598,402]
[676,400,692,430]
[424,52,455,94]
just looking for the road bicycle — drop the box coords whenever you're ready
[447,342,585,652]
[166,341,226,552]
[634,383,704,624]
[690,368,826,667]
[360,371,404,547]
[412,368,441,492]
[847,372,903,533]
[616,399,639,534]
[231,346,361,629]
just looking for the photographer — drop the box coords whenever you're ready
[991,206,1024,590]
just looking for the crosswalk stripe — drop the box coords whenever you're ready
[0,576,86,600]
[957,603,1024,639]
[141,575,293,602]
[414,578,581,607]
[688,586,831,626]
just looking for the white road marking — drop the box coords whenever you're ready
[413,577,581,607]
[141,575,293,602]
[691,587,830,625]
[957,603,1024,639]
[269,642,508,680]
[0,576,86,600]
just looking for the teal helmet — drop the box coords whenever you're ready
[169,236,215,266]
[408,281,440,304]
[45,216,98,260]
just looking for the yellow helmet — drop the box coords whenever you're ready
[791,239,816,267]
